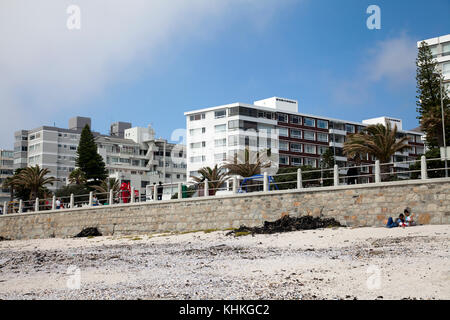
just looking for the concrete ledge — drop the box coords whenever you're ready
[0,178,448,240]
[1,177,449,219]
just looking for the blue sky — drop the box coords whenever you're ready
[1,0,449,148]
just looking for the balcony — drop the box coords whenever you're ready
[329,129,347,136]
[329,141,344,148]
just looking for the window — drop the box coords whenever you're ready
[214,153,226,161]
[278,114,288,123]
[290,129,302,139]
[228,135,238,146]
[215,110,226,119]
[317,133,328,142]
[215,124,226,133]
[291,157,302,166]
[215,138,226,147]
[416,146,424,155]
[345,124,355,133]
[318,146,329,155]
[190,156,205,163]
[290,115,301,124]
[290,143,302,153]
[279,127,289,137]
[189,128,204,136]
[304,158,316,168]
[442,42,450,56]
[280,155,289,165]
[317,120,328,129]
[304,144,316,154]
[190,142,204,149]
[304,118,315,127]
[69,146,77,150]
[190,113,205,121]
[304,131,315,141]
[279,141,289,151]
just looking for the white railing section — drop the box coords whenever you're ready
[1,156,449,215]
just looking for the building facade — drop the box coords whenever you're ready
[96,125,187,196]
[14,118,186,195]
[13,117,92,191]
[0,149,14,203]
[185,97,425,181]
[418,34,450,95]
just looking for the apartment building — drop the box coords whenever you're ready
[185,101,280,179]
[13,117,94,191]
[14,118,186,194]
[418,34,450,94]
[0,149,14,203]
[185,97,425,180]
[96,125,187,195]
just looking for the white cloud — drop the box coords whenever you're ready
[331,34,417,106]
[0,0,291,148]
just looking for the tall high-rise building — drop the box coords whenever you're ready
[418,34,450,95]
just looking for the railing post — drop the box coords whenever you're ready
[333,164,339,186]
[178,183,182,200]
[89,191,93,207]
[35,198,39,212]
[421,156,427,180]
[3,201,7,214]
[232,177,237,194]
[109,190,113,205]
[297,168,303,189]
[19,200,23,213]
[70,193,74,208]
[52,195,56,210]
[263,172,268,192]
[131,187,135,203]
[375,160,381,183]
[204,179,209,197]
[153,184,157,201]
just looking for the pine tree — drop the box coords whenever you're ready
[75,124,107,184]
[416,41,450,148]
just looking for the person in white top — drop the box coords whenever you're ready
[55,198,61,209]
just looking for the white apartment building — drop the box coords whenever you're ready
[185,97,425,180]
[185,100,281,179]
[0,149,14,203]
[418,34,450,94]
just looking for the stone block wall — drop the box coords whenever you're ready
[0,178,449,240]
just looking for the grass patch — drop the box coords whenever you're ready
[130,237,143,241]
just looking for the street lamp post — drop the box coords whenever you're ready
[438,71,448,177]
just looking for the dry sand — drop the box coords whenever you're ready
[0,225,449,300]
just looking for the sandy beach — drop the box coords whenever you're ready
[0,225,449,300]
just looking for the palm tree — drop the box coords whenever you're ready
[343,123,409,181]
[190,165,228,195]
[16,165,58,200]
[92,177,120,194]
[92,177,120,203]
[223,147,271,178]
[222,148,272,192]
[68,168,87,185]
[2,175,19,202]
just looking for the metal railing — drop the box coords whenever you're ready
[1,156,449,215]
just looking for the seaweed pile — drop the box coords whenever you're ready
[228,215,342,235]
